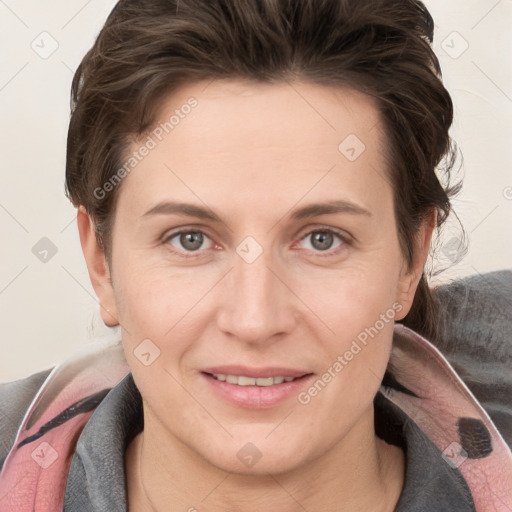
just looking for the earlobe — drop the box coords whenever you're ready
[394,269,421,321]
[76,206,119,327]
[394,210,437,321]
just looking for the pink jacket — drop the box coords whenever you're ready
[0,324,511,511]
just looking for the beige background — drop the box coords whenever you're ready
[1,0,511,382]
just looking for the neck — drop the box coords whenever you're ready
[125,403,405,512]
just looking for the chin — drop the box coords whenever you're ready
[197,436,312,477]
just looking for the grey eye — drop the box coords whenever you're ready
[301,230,345,252]
[309,231,335,251]
[172,231,206,251]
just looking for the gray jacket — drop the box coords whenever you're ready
[1,270,511,511]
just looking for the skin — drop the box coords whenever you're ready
[78,78,435,511]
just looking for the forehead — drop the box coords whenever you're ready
[118,79,390,216]
[151,78,383,153]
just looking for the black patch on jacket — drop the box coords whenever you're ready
[457,417,493,459]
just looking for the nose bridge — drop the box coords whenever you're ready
[217,238,295,342]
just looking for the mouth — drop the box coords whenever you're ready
[200,368,314,408]
[205,372,308,386]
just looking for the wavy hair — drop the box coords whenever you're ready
[65,0,462,344]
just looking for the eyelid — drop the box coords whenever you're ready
[161,224,213,241]
[297,224,353,243]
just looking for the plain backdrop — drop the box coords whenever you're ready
[1,0,511,382]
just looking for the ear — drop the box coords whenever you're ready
[76,205,119,327]
[394,209,437,321]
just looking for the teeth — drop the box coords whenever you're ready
[211,374,299,386]
[239,376,257,386]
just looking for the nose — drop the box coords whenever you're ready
[216,242,297,345]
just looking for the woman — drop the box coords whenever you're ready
[0,0,511,511]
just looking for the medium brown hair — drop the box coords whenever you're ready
[65,0,462,344]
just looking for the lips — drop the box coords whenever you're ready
[200,366,315,408]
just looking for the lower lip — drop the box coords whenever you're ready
[201,372,315,409]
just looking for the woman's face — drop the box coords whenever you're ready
[83,79,429,474]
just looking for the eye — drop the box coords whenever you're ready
[164,229,214,256]
[297,228,350,256]
[162,227,351,259]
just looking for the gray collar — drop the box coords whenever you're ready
[64,374,475,512]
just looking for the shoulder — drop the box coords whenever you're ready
[433,269,512,366]
[433,269,512,447]
[434,269,512,358]
[0,368,53,471]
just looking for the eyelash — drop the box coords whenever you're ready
[162,227,352,259]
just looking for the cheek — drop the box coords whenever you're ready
[113,272,189,399]
[301,256,402,380]
[112,262,210,372]
[296,283,398,423]
[305,259,401,335]
[114,256,187,328]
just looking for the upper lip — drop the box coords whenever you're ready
[202,366,312,378]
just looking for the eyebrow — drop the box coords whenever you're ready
[141,199,372,222]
